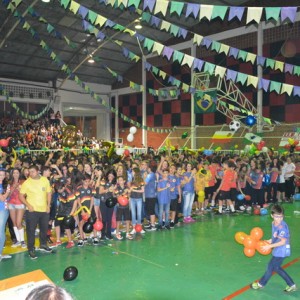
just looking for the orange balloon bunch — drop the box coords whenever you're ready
[234,227,271,257]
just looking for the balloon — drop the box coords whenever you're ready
[288,138,294,145]
[63,216,75,229]
[256,240,272,255]
[260,208,268,216]
[127,133,134,142]
[129,126,137,134]
[250,227,264,241]
[62,125,77,147]
[235,232,248,245]
[294,140,299,146]
[102,141,115,158]
[0,138,10,147]
[244,247,256,257]
[105,197,117,208]
[245,115,256,127]
[263,174,271,186]
[115,148,124,156]
[118,195,129,206]
[88,216,96,225]
[244,195,251,201]
[81,213,89,221]
[237,194,244,201]
[63,266,78,281]
[197,190,205,202]
[181,132,188,139]
[254,208,260,215]
[9,137,18,147]
[243,236,257,249]
[262,146,268,152]
[135,224,143,233]
[83,222,93,233]
[124,149,130,157]
[93,220,103,231]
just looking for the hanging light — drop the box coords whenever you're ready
[41,0,50,3]
[134,22,142,30]
[88,55,95,63]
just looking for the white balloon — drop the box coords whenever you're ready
[262,146,268,152]
[127,134,134,142]
[116,148,124,155]
[129,126,137,134]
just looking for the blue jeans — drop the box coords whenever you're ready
[130,198,143,225]
[183,191,195,217]
[158,203,170,226]
[0,209,9,254]
[259,256,295,287]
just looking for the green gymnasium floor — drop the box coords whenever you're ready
[1,203,300,300]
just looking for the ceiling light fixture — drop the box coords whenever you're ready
[88,55,95,63]
[41,0,50,3]
[134,23,142,30]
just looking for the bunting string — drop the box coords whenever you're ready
[0,84,52,120]
[63,0,300,97]
[5,3,174,133]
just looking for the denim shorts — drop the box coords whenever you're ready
[8,203,25,210]
[94,198,100,206]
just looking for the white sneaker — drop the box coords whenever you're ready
[140,229,145,234]
[11,241,21,248]
[0,254,12,261]
[130,229,136,234]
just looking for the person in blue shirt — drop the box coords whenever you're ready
[168,164,181,228]
[144,163,158,231]
[157,169,171,230]
[251,204,296,292]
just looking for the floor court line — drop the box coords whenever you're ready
[222,256,300,300]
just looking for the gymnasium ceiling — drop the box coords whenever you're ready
[0,0,299,90]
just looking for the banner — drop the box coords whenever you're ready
[211,131,234,143]
[194,90,217,114]
[279,132,300,147]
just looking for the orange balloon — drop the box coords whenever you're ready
[250,227,264,241]
[245,195,251,201]
[81,212,89,221]
[244,247,256,257]
[235,232,248,245]
[243,236,257,249]
[256,240,272,255]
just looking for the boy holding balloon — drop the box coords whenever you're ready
[251,204,296,292]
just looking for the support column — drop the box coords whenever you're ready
[142,58,147,148]
[191,44,196,149]
[114,92,119,143]
[257,23,263,133]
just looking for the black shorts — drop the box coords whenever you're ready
[170,198,178,211]
[218,190,231,201]
[116,207,131,221]
[54,215,66,227]
[230,188,238,202]
[145,197,157,215]
[277,183,285,192]
[205,186,214,198]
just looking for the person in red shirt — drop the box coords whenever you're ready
[215,160,236,215]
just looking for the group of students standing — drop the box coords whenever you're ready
[0,151,299,260]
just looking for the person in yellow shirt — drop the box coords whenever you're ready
[194,162,212,214]
[19,165,53,259]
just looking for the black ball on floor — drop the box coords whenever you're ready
[83,222,93,233]
[63,266,78,281]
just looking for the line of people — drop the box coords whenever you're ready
[1,149,300,260]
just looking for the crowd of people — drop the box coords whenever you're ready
[1,116,300,261]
